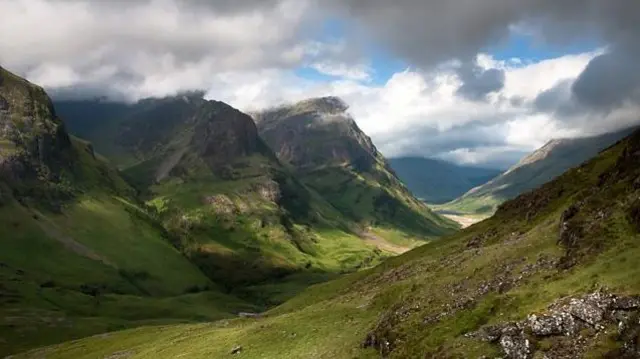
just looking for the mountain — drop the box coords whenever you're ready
[0,67,263,356]
[388,157,501,204]
[29,119,640,357]
[439,128,635,216]
[253,97,457,237]
[56,95,458,303]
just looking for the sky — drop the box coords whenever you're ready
[2,0,640,169]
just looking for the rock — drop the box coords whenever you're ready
[204,194,236,215]
[470,325,503,343]
[499,331,531,359]
[567,298,605,329]
[528,314,564,336]
[612,296,640,310]
[252,181,280,202]
[231,345,243,355]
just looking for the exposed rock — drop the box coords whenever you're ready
[527,311,579,336]
[252,180,280,202]
[204,194,236,215]
[499,328,531,359]
[231,345,243,355]
[467,291,640,359]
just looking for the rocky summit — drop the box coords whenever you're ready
[253,96,457,238]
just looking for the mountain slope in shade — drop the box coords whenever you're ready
[0,67,260,356]
[388,157,501,204]
[29,122,640,358]
[57,95,420,296]
[440,128,635,215]
[253,96,458,238]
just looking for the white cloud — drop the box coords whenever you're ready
[0,0,326,100]
[203,50,633,168]
[310,62,372,81]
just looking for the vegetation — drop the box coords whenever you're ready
[19,128,640,358]
[438,128,633,216]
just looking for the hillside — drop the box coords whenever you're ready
[28,124,640,358]
[439,128,634,216]
[388,157,501,204]
[0,67,261,356]
[56,95,458,303]
[253,97,457,238]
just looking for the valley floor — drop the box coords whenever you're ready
[440,214,487,228]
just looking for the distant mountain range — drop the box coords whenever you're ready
[439,127,635,215]
[388,157,501,204]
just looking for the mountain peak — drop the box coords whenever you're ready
[294,96,349,114]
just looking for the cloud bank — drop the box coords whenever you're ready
[2,0,639,168]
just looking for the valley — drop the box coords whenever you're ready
[3,2,640,358]
[15,122,640,358]
[0,67,455,357]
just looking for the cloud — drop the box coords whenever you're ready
[325,0,640,115]
[455,64,505,101]
[4,0,640,168]
[0,0,327,100]
[205,52,625,169]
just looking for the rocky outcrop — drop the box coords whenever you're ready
[253,96,380,171]
[192,101,265,170]
[467,290,640,359]
[0,66,76,204]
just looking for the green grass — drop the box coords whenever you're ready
[433,193,504,216]
[20,130,640,358]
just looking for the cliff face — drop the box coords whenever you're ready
[253,97,380,171]
[253,96,458,237]
[0,66,72,187]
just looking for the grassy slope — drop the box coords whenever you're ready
[57,97,423,300]
[27,129,640,358]
[299,161,458,239]
[0,138,256,356]
[439,129,634,216]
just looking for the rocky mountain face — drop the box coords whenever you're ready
[0,66,73,201]
[388,157,501,204]
[0,67,240,356]
[253,97,457,237]
[254,97,380,171]
[58,94,438,294]
[441,128,635,215]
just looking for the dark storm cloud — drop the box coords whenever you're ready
[572,45,640,110]
[328,0,640,111]
[456,65,505,101]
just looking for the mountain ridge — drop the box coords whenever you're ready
[253,96,458,237]
[439,127,636,215]
[388,156,501,204]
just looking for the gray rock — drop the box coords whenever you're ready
[567,298,605,329]
[612,296,640,310]
[499,332,531,359]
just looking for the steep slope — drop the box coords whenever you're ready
[253,97,457,238]
[440,128,635,215]
[33,126,640,358]
[0,67,257,356]
[388,157,501,204]
[57,95,406,297]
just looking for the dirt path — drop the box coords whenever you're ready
[360,232,412,255]
[442,214,485,228]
